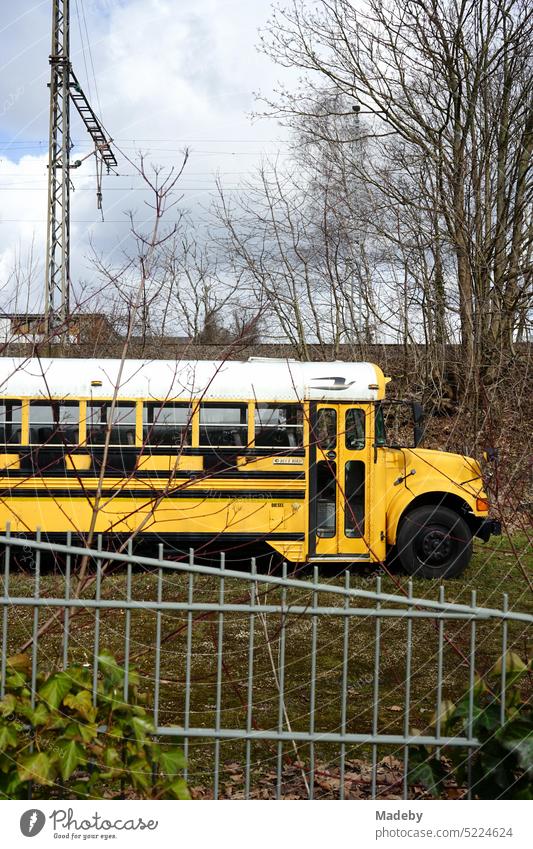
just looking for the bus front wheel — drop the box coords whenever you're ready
[396,505,472,579]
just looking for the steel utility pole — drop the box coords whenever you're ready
[44,0,116,342]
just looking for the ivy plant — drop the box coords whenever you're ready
[0,651,189,800]
[409,651,533,799]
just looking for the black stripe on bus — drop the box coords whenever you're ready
[3,531,306,544]
[0,488,306,500]
[2,446,307,457]
[0,469,305,481]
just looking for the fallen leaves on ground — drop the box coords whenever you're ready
[190,755,464,800]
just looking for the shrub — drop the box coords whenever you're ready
[0,651,189,799]
[409,652,533,799]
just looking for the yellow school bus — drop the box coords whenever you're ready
[0,356,500,577]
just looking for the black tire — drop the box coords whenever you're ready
[396,505,472,579]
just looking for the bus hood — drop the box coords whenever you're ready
[402,447,487,501]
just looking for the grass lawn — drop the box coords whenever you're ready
[3,534,531,798]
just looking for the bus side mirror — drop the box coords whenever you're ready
[412,402,425,447]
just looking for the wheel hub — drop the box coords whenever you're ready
[418,526,452,564]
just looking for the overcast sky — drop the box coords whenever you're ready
[0,0,292,310]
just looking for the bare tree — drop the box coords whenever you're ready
[257,0,532,397]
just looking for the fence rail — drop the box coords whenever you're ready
[1,529,531,800]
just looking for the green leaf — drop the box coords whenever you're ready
[64,665,92,689]
[5,671,28,691]
[18,752,54,785]
[168,778,190,799]
[474,703,502,733]
[107,725,124,741]
[24,702,50,727]
[452,697,489,732]
[495,652,527,675]
[128,757,151,792]
[63,690,97,722]
[62,720,99,743]
[0,694,16,718]
[407,747,446,796]
[103,747,122,769]
[98,652,125,689]
[55,739,86,781]
[79,722,99,743]
[498,718,533,777]
[131,715,154,745]
[159,747,186,777]
[0,768,24,797]
[39,671,73,709]
[0,724,18,751]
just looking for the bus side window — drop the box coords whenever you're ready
[345,408,365,450]
[0,400,22,445]
[143,403,192,447]
[29,401,79,444]
[199,405,248,447]
[87,403,136,446]
[254,404,303,447]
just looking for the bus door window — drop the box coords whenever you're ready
[313,408,337,538]
[315,408,337,451]
[316,460,336,537]
[345,408,365,450]
[345,460,365,538]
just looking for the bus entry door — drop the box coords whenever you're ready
[309,403,371,560]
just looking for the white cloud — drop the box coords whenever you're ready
[0,0,290,308]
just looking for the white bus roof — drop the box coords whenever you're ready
[0,357,387,402]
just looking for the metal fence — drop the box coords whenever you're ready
[1,529,531,800]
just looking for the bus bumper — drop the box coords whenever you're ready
[474,518,502,542]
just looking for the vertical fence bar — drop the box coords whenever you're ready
[371,575,382,799]
[402,580,413,800]
[308,566,318,799]
[183,549,194,784]
[123,541,132,701]
[435,585,445,759]
[500,593,508,727]
[1,524,11,698]
[154,544,164,730]
[276,562,288,800]
[28,529,41,801]
[152,544,164,793]
[467,590,477,800]
[244,557,257,800]
[213,552,225,800]
[92,536,102,706]
[339,569,350,800]
[30,529,41,710]
[62,531,71,670]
